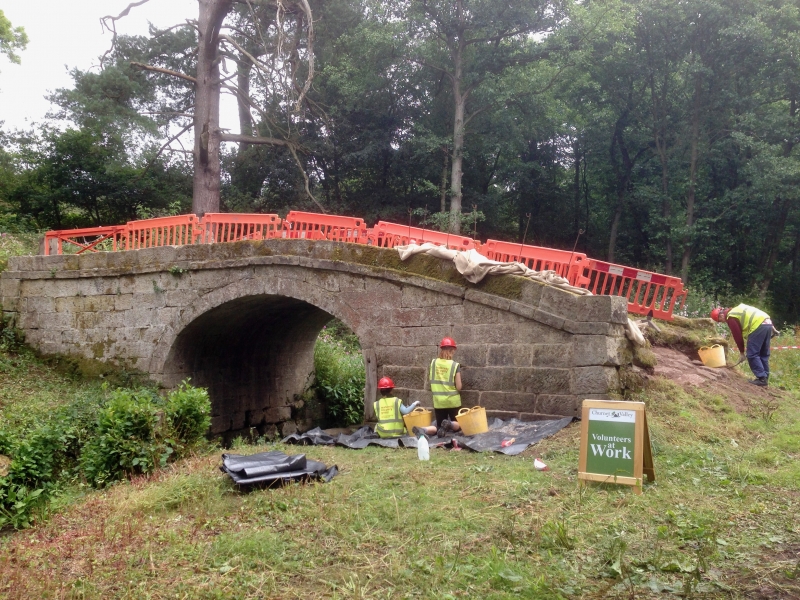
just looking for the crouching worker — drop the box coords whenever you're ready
[412,337,464,438]
[373,376,420,438]
[711,304,776,387]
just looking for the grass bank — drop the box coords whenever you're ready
[0,336,798,598]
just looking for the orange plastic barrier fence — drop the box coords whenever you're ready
[43,226,126,256]
[368,221,480,251]
[481,239,591,287]
[200,213,282,243]
[41,210,688,319]
[584,260,687,320]
[282,211,367,242]
[125,215,200,250]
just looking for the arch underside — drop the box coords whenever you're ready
[162,294,336,435]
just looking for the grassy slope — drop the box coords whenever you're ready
[0,340,796,599]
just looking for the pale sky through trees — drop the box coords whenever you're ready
[0,0,239,133]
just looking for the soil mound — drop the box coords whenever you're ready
[651,346,784,413]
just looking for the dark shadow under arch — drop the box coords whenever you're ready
[163,294,344,435]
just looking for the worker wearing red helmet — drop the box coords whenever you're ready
[373,376,420,438]
[415,337,464,438]
[711,304,776,387]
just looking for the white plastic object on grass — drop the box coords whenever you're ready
[417,435,430,461]
[533,458,549,471]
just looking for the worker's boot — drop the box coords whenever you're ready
[749,376,768,387]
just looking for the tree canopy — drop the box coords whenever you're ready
[2,0,800,324]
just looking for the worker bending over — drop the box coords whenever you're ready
[711,304,776,387]
[373,376,419,438]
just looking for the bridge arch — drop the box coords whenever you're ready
[153,274,371,436]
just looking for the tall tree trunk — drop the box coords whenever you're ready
[448,0,466,234]
[193,0,232,217]
[573,138,581,234]
[758,197,792,300]
[680,72,702,283]
[608,189,624,262]
[439,146,449,213]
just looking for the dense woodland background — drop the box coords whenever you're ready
[1,0,799,324]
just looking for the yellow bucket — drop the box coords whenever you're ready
[698,344,726,368]
[455,406,489,436]
[403,407,433,433]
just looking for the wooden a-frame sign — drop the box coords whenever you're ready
[578,400,655,495]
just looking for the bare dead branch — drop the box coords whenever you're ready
[134,123,194,182]
[293,0,315,111]
[100,0,154,65]
[220,133,290,146]
[287,143,325,213]
[130,62,197,84]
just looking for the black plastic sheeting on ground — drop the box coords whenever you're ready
[282,417,573,456]
[220,451,338,487]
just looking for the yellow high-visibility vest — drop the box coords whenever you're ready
[429,358,461,409]
[727,304,770,338]
[373,396,406,438]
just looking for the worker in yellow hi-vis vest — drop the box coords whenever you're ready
[411,337,464,439]
[711,304,778,387]
[373,377,419,438]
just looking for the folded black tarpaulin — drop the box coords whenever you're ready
[282,417,573,456]
[221,450,338,487]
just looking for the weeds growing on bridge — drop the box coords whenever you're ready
[314,320,365,426]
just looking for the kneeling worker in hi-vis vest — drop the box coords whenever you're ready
[411,337,464,439]
[711,304,778,387]
[373,376,420,438]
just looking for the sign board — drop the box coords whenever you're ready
[578,400,655,494]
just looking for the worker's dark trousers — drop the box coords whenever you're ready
[746,323,772,379]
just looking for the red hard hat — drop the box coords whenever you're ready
[710,308,726,322]
[378,376,395,390]
[439,337,457,349]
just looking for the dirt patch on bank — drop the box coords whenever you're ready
[651,346,785,414]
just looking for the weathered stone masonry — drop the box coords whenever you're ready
[1,240,633,436]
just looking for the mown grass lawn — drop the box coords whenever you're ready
[0,337,798,598]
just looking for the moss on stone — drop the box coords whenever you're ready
[645,316,727,353]
[633,345,658,369]
[472,275,524,301]
[43,354,149,388]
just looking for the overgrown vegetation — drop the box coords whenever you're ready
[0,350,210,529]
[313,320,365,426]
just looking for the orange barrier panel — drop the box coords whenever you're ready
[43,225,126,256]
[200,213,282,243]
[480,239,591,287]
[585,260,686,321]
[282,211,367,243]
[368,221,479,251]
[125,215,200,250]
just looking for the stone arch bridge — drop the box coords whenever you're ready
[1,240,633,436]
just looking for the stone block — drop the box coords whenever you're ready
[0,277,20,300]
[381,366,426,389]
[571,366,619,394]
[456,344,487,368]
[83,295,116,312]
[572,335,622,367]
[532,309,566,331]
[210,416,232,434]
[462,300,500,324]
[26,296,55,313]
[517,368,572,394]
[280,421,298,436]
[520,412,570,422]
[536,394,580,417]
[264,406,292,423]
[458,390,480,407]
[531,344,572,367]
[539,286,580,319]
[460,367,517,391]
[400,326,452,347]
[574,294,628,324]
[487,344,532,367]
[485,410,520,421]
[519,280,545,307]
[390,305,465,327]
[479,391,536,412]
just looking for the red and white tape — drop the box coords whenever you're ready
[771,346,800,350]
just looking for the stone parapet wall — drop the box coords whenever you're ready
[1,240,632,435]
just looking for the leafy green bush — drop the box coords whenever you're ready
[165,380,211,445]
[314,324,365,426]
[79,388,170,487]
